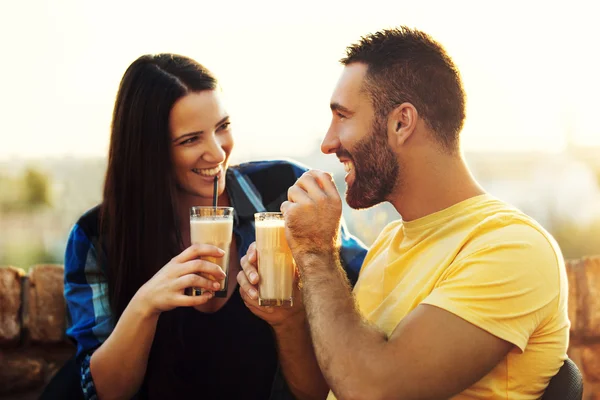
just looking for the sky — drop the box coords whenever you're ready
[0,0,598,161]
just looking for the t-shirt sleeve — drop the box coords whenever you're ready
[421,223,561,352]
[64,223,114,399]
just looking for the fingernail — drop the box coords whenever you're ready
[213,282,221,289]
[250,272,258,283]
[249,288,258,299]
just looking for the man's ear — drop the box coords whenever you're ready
[387,103,418,149]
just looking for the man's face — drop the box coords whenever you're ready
[321,63,400,209]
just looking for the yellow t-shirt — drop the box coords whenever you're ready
[328,194,569,400]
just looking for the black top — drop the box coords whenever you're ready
[63,160,367,400]
[141,284,278,400]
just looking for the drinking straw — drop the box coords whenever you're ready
[213,176,218,209]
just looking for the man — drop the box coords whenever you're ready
[280,27,568,399]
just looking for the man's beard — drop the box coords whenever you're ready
[338,117,400,210]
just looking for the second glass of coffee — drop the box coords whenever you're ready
[186,206,233,298]
[254,212,295,307]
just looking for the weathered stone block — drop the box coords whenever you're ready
[0,352,45,394]
[582,344,600,383]
[0,267,25,344]
[566,258,581,337]
[24,265,66,343]
[584,257,600,338]
[583,382,600,400]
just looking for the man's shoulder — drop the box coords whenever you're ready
[455,204,565,290]
[469,201,562,260]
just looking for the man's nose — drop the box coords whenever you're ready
[321,125,340,155]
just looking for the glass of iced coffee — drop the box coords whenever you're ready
[254,212,295,307]
[186,206,234,298]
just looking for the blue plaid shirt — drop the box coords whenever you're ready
[64,159,368,400]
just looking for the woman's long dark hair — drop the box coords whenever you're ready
[101,54,218,321]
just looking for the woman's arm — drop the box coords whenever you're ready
[88,294,159,400]
[65,229,226,400]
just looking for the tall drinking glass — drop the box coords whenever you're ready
[185,206,234,298]
[254,212,295,307]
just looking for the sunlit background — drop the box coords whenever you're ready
[1,0,599,268]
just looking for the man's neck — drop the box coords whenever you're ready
[389,152,485,222]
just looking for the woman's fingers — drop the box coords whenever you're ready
[178,259,225,280]
[175,292,215,307]
[176,273,221,292]
[174,243,225,263]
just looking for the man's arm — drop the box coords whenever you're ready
[238,243,329,400]
[281,171,515,400]
[272,315,329,400]
[299,251,512,400]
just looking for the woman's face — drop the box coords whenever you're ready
[170,90,233,203]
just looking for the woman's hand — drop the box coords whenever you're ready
[133,244,226,317]
[237,242,305,327]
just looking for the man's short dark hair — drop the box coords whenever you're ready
[341,26,466,152]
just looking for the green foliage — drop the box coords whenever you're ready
[22,168,51,208]
[0,242,61,272]
[0,167,52,212]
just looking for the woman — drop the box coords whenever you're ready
[62,54,367,400]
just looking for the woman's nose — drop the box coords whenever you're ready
[203,135,227,164]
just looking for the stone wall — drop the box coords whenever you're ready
[1,258,600,399]
[0,265,74,400]
[567,256,600,399]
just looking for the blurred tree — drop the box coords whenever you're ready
[0,167,52,212]
[0,175,21,212]
[22,167,51,209]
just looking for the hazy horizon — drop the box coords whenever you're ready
[1,0,599,162]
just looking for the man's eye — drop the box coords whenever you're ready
[218,122,231,131]
[336,112,346,120]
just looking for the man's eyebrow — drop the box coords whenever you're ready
[330,102,355,115]
[214,115,230,128]
[172,116,230,142]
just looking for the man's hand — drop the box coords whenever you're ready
[281,170,342,259]
[237,242,305,327]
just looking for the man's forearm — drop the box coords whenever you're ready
[299,252,387,399]
[273,316,329,400]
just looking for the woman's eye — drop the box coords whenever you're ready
[181,136,198,145]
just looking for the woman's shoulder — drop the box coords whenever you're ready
[229,159,310,211]
[65,204,105,275]
[70,204,102,240]
[232,158,310,180]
